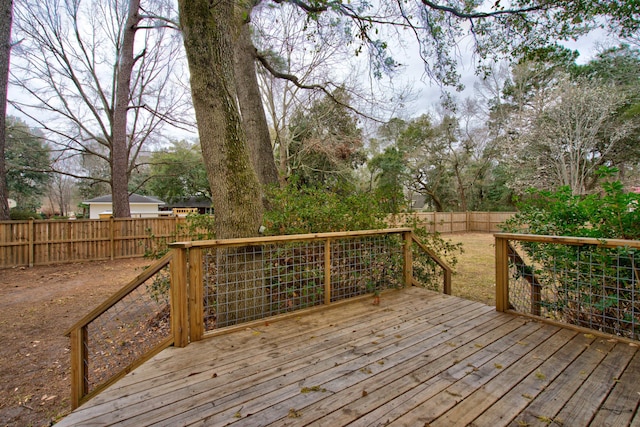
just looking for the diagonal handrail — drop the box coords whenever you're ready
[66,251,174,409]
[410,232,453,294]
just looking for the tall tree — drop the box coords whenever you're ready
[12,0,189,218]
[518,77,630,194]
[0,0,12,220]
[178,0,262,239]
[368,146,407,213]
[5,117,51,211]
[178,0,639,238]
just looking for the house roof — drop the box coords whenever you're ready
[83,193,166,205]
[163,196,213,209]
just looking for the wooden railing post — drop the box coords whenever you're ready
[69,326,88,409]
[495,235,509,312]
[170,247,189,347]
[443,267,452,295]
[324,239,331,305]
[188,248,204,342]
[403,231,413,287]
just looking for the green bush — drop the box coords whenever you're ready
[500,167,640,338]
[263,182,388,235]
[9,209,42,220]
[501,167,640,239]
[264,182,461,292]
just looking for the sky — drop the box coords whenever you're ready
[398,27,620,119]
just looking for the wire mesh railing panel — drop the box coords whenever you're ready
[203,241,327,330]
[330,235,403,302]
[84,265,171,394]
[201,235,405,330]
[507,240,640,340]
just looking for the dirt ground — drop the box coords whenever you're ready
[0,258,151,427]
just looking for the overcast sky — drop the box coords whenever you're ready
[401,27,620,118]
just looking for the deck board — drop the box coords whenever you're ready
[57,287,640,427]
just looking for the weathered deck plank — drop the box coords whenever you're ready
[57,287,640,427]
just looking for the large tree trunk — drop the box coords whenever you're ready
[0,0,13,220]
[178,0,262,239]
[233,22,280,189]
[110,0,141,218]
[180,0,267,327]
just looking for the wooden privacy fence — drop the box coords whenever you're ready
[495,233,640,342]
[66,228,452,408]
[390,211,514,233]
[0,217,193,268]
[0,212,514,269]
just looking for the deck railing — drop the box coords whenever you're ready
[66,228,451,408]
[64,252,175,409]
[169,228,451,344]
[495,233,640,341]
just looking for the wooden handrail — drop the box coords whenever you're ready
[66,251,174,408]
[169,228,413,249]
[494,233,640,250]
[68,228,455,408]
[410,232,453,295]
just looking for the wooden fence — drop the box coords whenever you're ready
[0,217,192,269]
[390,211,515,233]
[0,212,515,269]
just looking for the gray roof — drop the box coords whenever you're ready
[84,193,165,205]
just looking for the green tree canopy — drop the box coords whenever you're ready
[5,116,51,211]
[287,90,365,190]
[368,146,408,214]
[147,140,211,204]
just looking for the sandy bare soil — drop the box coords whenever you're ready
[0,258,150,427]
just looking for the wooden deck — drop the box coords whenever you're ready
[57,287,640,426]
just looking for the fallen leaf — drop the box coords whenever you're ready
[288,408,301,418]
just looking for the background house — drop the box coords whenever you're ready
[161,196,214,216]
[83,194,166,219]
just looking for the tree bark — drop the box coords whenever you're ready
[110,0,141,218]
[233,22,280,189]
[0,0,13,220]
[179,0,263,239]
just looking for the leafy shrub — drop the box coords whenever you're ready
[265,182,461,292]
[500,167,640,338]
[263,182,387,235]
[501,167,640,239]
[9,209,42,220]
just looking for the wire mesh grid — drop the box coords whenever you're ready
[201,235,404,330]
[330,235,403,302]
[203,241,326,329]
[85,265,171,394]
[507,240,640,340]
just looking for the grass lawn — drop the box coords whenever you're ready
[445,232,496,306]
